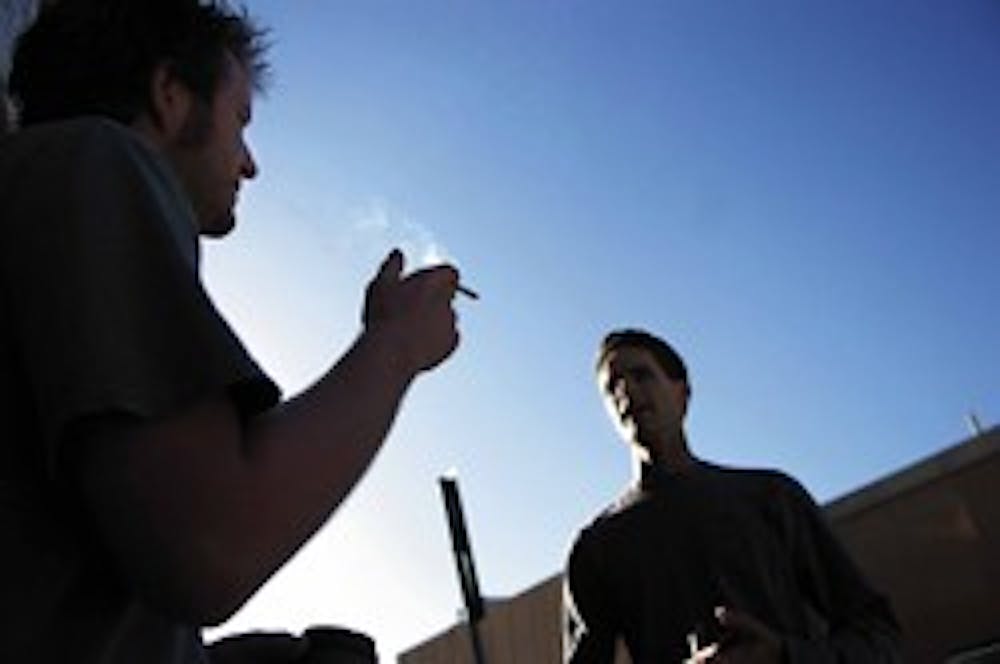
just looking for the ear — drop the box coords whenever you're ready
[146,62,194,139]
[679,381,692,418]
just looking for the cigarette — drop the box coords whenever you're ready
[457,284,479,300]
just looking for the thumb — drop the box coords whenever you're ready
[376,248,404,284]
[363,249,404,327]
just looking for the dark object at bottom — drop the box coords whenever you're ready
[298,626,378,664]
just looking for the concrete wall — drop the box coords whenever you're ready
[826,428,1000,662]
[399,579,561,664]
[399,578,632,664]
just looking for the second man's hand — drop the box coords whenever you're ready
[709,606,785,664]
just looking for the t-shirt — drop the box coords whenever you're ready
[563,461,901,663]
[0,117,280,662]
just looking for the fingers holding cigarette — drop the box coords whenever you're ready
[413,262,478,302]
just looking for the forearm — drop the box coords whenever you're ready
[782,572,901,664]
[236,326,416,563]
[77,326,419,624]
[782,478,903,664]
[783,620,901,664]
[203,326,420,615]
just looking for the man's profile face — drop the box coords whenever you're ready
[166,51,258,237]
[597,345,689,456]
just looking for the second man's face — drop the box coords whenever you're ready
[598,345,688,456]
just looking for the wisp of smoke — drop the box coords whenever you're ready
[352,199,456,270]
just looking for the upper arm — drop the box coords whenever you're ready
[564,531,618,663]
[781,476,901,642]
[4,121,278,478]
[70,390,254,624]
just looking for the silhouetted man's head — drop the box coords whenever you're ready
[11,0,270,237]
[11,0,268,128]
[596,329,692,461]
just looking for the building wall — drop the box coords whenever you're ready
[400,428,1000,664]
[825,429,1000,662]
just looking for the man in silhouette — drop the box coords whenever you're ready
[563,329,900,663]
[1,1,462,661]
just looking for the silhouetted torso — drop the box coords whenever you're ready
[564,461,899,663]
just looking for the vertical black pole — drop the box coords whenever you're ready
[439,475,487,664]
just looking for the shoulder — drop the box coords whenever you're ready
[1,117,170,184]
[699,461,814,503]
[3,117,129,156]
[2,116,196,255]
[569,484,651,553]
[700,459,786,481]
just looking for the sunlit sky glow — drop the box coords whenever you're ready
[189,1,1000,659]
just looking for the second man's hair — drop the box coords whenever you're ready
[596,329,690,387]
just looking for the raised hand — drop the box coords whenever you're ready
[363,249,461,374]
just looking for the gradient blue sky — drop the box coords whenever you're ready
[200,1,1000,659]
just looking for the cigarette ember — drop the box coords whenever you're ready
[457,284,479,300]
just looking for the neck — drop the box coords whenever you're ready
[633,430,695,476]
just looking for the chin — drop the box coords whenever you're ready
[199,213,237,238]
[629,443,655,464]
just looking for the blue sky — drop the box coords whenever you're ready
[199,1,1000,659]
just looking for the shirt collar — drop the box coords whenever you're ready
[638,458,710,490]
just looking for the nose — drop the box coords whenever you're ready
[240,138,258,180]
[613,378,632,411]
